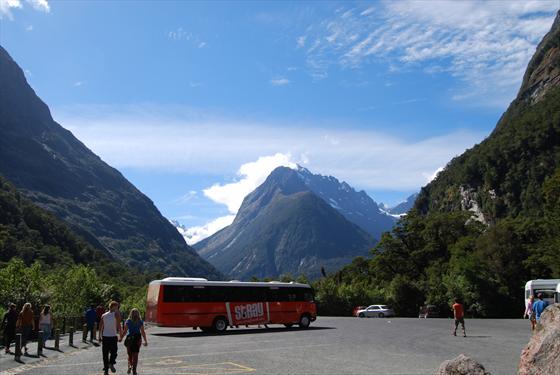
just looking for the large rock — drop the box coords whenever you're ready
[435,354,491,375]
[518,303,560,375]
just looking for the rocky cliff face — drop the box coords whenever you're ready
[516,12,560,106]
[518,304,560,375]
[0,46,221,279]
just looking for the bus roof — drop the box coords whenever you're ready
[525,279,560,288]
[149,277,312,289]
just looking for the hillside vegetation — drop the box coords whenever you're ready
[0,176,150,315]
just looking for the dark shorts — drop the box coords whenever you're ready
[125,333,142,353]
[454,317,465,327]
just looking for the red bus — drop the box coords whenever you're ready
[145,277,317,333]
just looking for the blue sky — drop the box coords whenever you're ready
[1,0,558,243]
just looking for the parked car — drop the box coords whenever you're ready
[418,305,439,318]
[352,306,367,317]
[356,305,395,318]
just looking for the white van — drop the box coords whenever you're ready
[525,279,560,308]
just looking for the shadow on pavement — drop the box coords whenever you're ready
[152,326,336,338]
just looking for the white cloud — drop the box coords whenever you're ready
[176,215,236,245]
[203,153,297,214]
[168,27,191,41]
[270,77,290,86]
[296,35,306,48]
[57,104,485,192]
[25,24,33,31]
[168,27,207,49]
[1,0,49,19]
[299,0,558,106]
[175,190,197,204]
[423,166,444,183]
[26,0,49,12]
[73,81,84,87]
[0,0,22,19]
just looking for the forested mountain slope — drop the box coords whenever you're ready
[0,175,144,283]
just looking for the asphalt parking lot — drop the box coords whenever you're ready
[0,317,531,375]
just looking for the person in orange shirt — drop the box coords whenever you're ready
[452,298,466,337]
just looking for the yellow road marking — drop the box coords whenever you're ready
[138,361,256,375]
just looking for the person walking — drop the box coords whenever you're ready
[39,305,53,348]
[532,293,549,323]
[17,303,35,355]
[524,295,536,331]
[2,304,18,353]
[452,298,466,337]
[85,305,97,342]
[120,308,148,375]
[96,305,105,326]
[99,301,122,375]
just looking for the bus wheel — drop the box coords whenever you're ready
[298,314,311,329]
[213,317,228,333]
[284,323,293,328]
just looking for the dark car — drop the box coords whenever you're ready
[419,305,439,318]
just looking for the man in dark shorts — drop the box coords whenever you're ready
[452,298,466,337]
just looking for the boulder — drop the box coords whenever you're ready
[518,303,560,375]
[435,354,491,375]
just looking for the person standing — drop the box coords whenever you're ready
[120,308,148,375]
[452,298,466,337]
[39,305,53,348]
[17,303,35,355]
[524,295,536,331]
[99,301,121,375]
[85,305,97,342]
[532,293,549,323]
[2,304,18,353]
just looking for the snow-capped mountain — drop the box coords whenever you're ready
[381,193,419,216]
[195,166,374,279]
[295,166,396,239]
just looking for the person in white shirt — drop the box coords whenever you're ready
[99,301,122,375]
[39,305,53,348]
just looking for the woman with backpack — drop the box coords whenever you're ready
[120,308,148,375]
